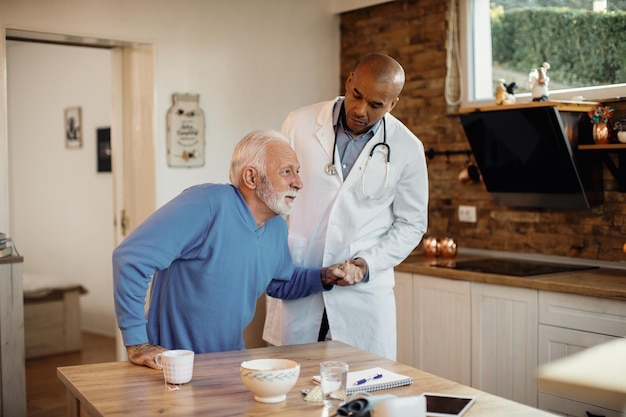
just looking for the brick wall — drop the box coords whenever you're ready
[340,0,626,262]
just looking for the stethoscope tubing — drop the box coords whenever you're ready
[326,116,390,200]
[326,116,389,174]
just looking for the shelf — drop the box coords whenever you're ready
[578,143,626,150]
[577,143,626,192]
[459,100,600,114]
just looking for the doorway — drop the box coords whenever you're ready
[4,29,156,359]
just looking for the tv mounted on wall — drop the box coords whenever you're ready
[459,105,602,210]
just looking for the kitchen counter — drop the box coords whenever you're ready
[396,252,626,301]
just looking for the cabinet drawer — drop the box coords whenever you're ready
[538,392,623,417]
[539,292,626,337]
[538,325,619,365]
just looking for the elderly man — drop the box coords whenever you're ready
[113,129,355,369]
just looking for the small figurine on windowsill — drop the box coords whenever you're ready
[529,62,550,101]
[495,79,517,105]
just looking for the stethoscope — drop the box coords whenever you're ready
[325,117,390,200]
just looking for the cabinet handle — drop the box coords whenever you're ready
[586,411,605,417]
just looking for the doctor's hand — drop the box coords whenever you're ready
[336,258,367,285]
[126,343,167,369]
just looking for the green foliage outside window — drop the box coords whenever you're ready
[491,7,626,92]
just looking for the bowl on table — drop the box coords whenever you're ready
[240,358,300,403]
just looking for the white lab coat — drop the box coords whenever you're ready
[263,98,428,360]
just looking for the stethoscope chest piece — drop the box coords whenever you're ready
[325,163,337,176]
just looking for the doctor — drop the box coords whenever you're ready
[263,53,428,360]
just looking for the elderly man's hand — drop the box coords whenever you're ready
[320,264,346,287]
[126,343,168,369]
[336,258,366,285]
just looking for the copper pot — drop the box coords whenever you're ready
[423,236,439,257]
[439,237,457,259]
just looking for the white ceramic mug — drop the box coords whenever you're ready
[155,349,195,384]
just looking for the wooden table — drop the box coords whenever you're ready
[57,341,557,417]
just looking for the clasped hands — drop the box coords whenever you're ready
[321,257,367,287]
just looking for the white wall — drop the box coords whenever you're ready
[0,0,341,218]
[7,42,115,335]
[0,0,341,337]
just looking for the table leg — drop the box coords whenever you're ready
[66,389,81,417]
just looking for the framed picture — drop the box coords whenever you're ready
[65,106,82,149]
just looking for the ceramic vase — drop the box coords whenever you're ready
[592,122,611,144]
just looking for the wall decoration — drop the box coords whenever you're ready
[64,106,82,149]
[97,127,112,172]
[166,93,205,168]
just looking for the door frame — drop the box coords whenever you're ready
[1,28,156,360]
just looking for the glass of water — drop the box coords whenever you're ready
[319,361,348,408]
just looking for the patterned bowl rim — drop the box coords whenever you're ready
[240,358,300,372]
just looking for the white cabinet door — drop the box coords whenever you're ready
[394,271,414,366]
[538,324,619,365]
[537,292,625,416]
[471,283,538,407]
[412,274,471,385]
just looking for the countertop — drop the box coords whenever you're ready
[396,252,626,301]
[0,255,24,264]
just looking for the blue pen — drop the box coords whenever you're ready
[353,373,383,386]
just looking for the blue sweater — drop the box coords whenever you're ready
[113,184,324,353]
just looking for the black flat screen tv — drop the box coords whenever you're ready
[459,106,602,209]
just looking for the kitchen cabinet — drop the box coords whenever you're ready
[395,270,626,414]
[0,256,26,417]
[395,273,536,403]
[471,283,538,407]
[394,273,471,385]
[394,271,414,366]
[537,291,626,416]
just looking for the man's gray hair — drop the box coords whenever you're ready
[230,129,290,187]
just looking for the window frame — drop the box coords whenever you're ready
[458,0,626,109]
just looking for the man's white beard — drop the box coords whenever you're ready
[257,176,297,216]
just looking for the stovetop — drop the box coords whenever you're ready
[432,258,598,277]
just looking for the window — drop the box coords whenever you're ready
[458,0,626,107]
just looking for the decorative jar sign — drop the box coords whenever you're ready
[167,93,206,168]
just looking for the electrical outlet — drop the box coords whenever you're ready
[458,205,477,223]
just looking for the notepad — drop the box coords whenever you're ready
[313,366,413,394]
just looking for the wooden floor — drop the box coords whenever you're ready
[26,332,117,417]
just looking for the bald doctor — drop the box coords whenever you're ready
[263,53,428,360]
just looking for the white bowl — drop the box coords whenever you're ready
[240,358,300,403]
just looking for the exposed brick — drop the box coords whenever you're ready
[341,0,626,262]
